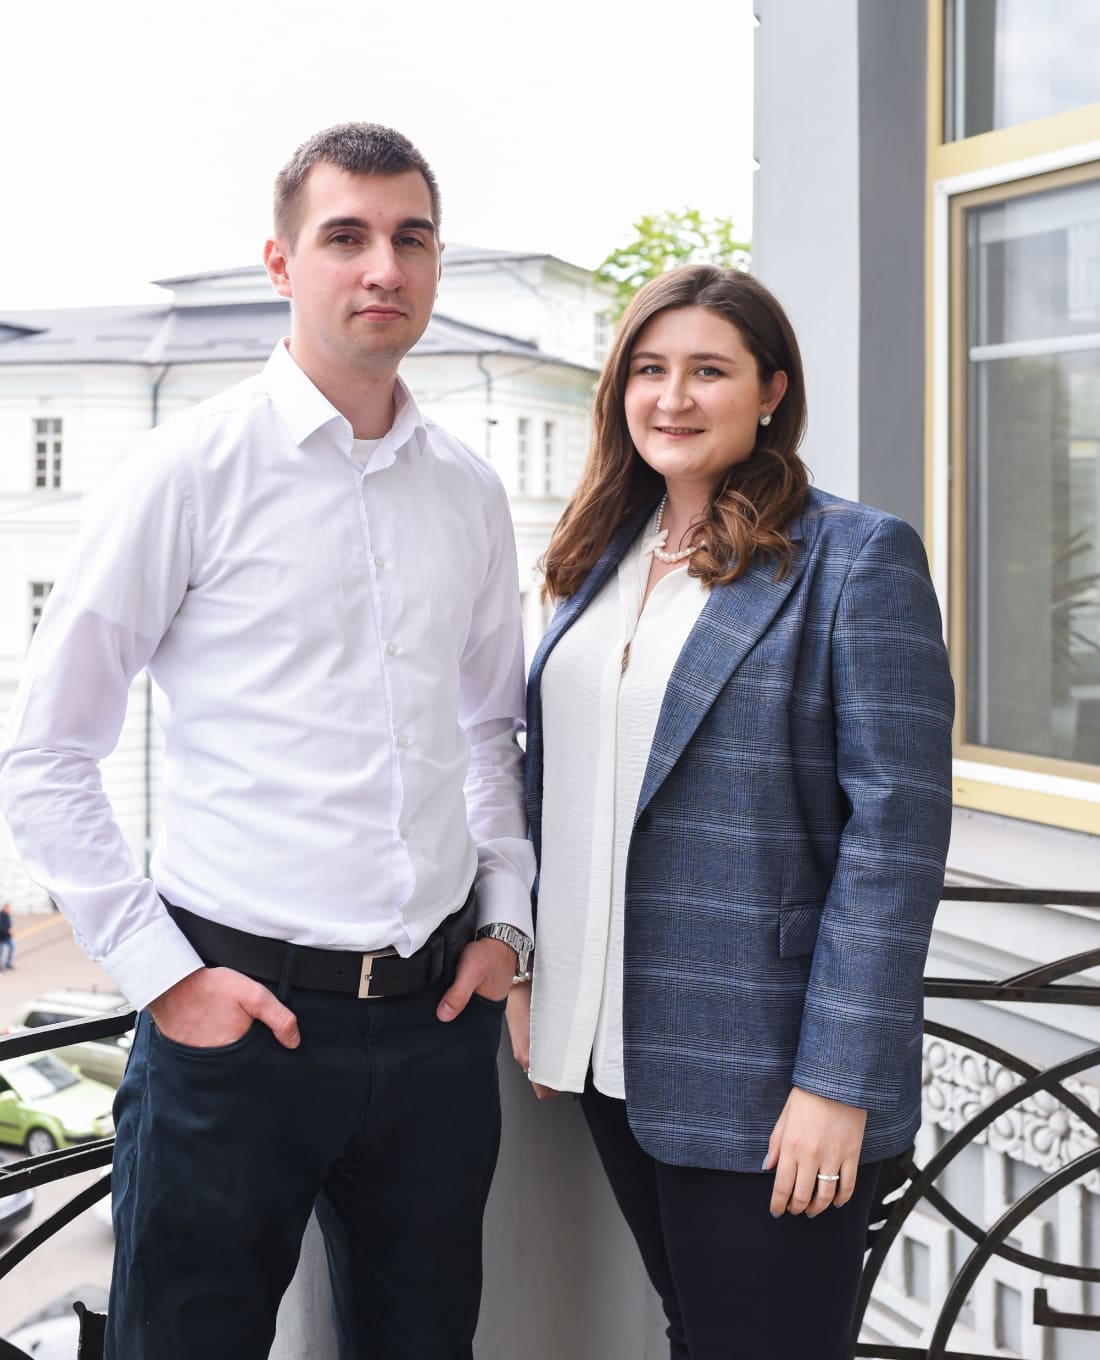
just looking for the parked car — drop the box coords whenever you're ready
[4,1286,108,1360]
[13,990,131,1089]
[4,1312,76,1360]
[0,1054,114,1156]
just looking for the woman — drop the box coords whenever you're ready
[507,265,953,1359]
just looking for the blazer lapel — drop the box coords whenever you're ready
[635,538,808,822]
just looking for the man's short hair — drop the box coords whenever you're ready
[274,122,441,247]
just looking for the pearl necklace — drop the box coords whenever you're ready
[641,495,700,563]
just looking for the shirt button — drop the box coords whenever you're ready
[374,555,385,569]
[386,642,397,656]
[397,734,410,749]
[399,826,410,840]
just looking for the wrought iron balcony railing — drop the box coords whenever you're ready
[0,1007,131,1359]
[854,885,1100,1359]
[0,885,1098,1359]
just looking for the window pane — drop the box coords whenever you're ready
[965,177,1100,767]
[29,580,54,639]
[517,417,529,493]
[969,181,1100,345]
[947,0,1100,141]
[543,420,555,495]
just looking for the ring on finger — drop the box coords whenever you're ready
[815,1172,841,1182]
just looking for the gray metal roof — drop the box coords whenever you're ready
[0,321,43,343]
[0,302,287,365]
[151,246,555,289]
[0,301,590,369]
[437,244,552,267]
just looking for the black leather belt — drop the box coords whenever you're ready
[163,888,476,999]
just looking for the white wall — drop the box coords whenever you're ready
[752,0,863,501]
[437,256,613,372]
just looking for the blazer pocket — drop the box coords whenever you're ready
[778,903,825,959]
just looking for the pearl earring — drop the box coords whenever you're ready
[759,411,772,427]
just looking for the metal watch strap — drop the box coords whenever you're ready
[474,922,533,982]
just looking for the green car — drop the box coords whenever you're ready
[0,1053,115,1157]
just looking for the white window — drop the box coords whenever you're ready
[33,417,62,489]
[29,581,53,638]
[517,417,529,493]
[594,310,612,363]
[543,420,556,496]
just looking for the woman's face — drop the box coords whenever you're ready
[623,306,787,503]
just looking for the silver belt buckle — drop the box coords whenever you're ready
[358,947,397,999]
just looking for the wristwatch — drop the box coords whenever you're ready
[474,922,533,983]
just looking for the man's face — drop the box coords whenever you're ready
[265,163,441,380]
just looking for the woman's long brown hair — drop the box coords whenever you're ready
[542,265,810,601]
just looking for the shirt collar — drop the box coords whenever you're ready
[262,339,427,460]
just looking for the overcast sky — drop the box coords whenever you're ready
[1,0,756,311]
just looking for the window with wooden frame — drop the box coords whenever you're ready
[928,0,1100,831]
[946,162,1100,793]
[944,0,1100,144]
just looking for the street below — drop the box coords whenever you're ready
[0,910,119,1338]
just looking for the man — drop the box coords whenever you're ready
[0,123,534,1360]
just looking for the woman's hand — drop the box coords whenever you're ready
[763,1087,867,1217]
[504,980,561,1100]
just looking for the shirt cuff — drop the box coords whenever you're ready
[473,871,534,940]
[100,913,206,1010]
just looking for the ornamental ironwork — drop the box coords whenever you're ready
[2,887,1100,1359]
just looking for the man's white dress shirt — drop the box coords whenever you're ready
[529,522,708,1097]
[0,341,534,1009]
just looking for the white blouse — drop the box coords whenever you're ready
[529,523,709,1097]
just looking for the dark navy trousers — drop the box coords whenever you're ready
[581,1078,881,1360]
[106,969,505,1360]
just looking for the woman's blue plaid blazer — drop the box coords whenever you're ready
[525,488,955,1172]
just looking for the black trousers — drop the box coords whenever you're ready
[581,1078,881,1360]
[107,965,505,1360]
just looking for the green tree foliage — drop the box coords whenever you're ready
[596,209,751,318]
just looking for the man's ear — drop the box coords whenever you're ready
[263,238,293,300]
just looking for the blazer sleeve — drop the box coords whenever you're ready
[790,515,954,1112]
